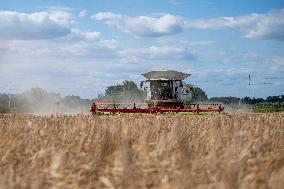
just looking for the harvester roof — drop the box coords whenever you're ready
[142,70,190,80]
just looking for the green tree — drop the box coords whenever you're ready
[191,87,208,102]
[0,93,10,113]
[100,80,145,102]
[0,94,9,113]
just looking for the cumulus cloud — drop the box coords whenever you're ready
[147,46,195,60]
[91,12,185,37]
[4,28,121,60]
[48,7,74,25]
[115,44,196,62]
[5,27,196,67]
[68,29,100,41]
[92,8,284,41]
[0,10,72,39]
[79,9,87,18]
[186,8,284,40]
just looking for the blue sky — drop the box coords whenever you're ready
[0,0,284,98]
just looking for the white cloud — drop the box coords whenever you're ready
[0,10,73,39]
[154,36,214,47]
[48,7,74,26]
[2,32,284,98]
[1,8,283,98]
[3,28,121,59]
[79,9,87,18]
[113,44,196,64]
[68,29,100,41]
[91,12,185,37]
[7,26,192,74]
[186,8,284,40]
[148,46,195,60]
[92,8,284,41]
[1,29,197,95]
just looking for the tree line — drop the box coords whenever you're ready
[1,81,283,113]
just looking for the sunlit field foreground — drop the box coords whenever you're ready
[0,113,283,189]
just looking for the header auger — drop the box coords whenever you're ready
[90,70,223,115]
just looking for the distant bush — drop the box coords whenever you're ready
[0,106,10,113]
[254,102,284,112]
[244,95,284,104]
[209,96,241,104]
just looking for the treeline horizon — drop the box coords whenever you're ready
[0,80,283,113]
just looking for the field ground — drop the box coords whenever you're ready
[0,113,283,189]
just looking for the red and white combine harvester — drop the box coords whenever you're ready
[90,70,223,115]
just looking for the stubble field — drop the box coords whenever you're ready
[0,113,283,189]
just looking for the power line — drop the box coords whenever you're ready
[251,82,274,85]
[222,83,233,86]
[264,77,284,80]
[190,75,281,86]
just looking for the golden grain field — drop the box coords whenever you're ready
[0,113,283,189]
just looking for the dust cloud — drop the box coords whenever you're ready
[14,88,92,115]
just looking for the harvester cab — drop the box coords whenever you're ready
[140,70,193,108]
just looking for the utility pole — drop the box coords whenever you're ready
[8,88,13,109]
[8,93,11,109]
[248,74,251,98]
[56,101,60,116]
[248,74,252,112]
[8,88,21,109]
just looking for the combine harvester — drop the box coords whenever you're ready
[90,70,223,115]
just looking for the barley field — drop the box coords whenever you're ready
[0,113,283,189]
